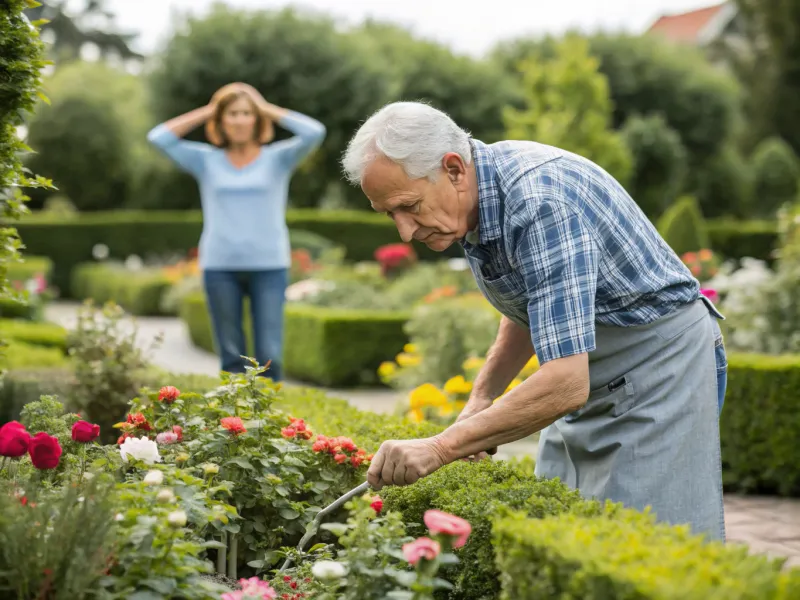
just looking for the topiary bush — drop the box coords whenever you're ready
[688,146,753,219]
[751,137,800,218]
[621,114,687,219]
[657,195,710,256]
[71,262,173,316]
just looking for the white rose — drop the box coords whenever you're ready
[143,470,164,486]
[311,560,347,581]
[167,510,187,528]
[120,437,162,465]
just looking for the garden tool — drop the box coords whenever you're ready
[278,480,371,572]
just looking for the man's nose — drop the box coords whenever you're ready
[394,214,418,243]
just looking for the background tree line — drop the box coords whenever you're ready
[23,2,800,225]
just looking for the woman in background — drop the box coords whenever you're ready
[147,83,326,380]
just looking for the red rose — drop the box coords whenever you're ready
[28,432,62,470]
[281,427,296,439]
[220,417,246,435]
[333,453,347,464]
[172,425,183,442]
[0,421,30,457]
[71,420,100,443]
[158,386,180,403]
[370,496,383,513]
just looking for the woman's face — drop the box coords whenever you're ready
[220,95,258,146]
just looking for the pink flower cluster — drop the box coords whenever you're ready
[222,577,277,600]
[402,509,472,566]
[281,417,313,440]
[310,434,373,467]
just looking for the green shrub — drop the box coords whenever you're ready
[26,93,130,212]
[721,354,800,496]
[688,146,753,219]
[0,318,68,352]
[657,195,710,256]
[180,292,410,387]
[71,262,173,316]
[1,341,68,371]
[752,137,800,218]
[621,114,687,219]
[11,210,457,294]
[493,509,796,600]
[707,219,779,263]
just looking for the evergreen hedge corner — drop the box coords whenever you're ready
[657,195,711,256]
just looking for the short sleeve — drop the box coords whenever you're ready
[146,124,211,179]
[513,196,600,364]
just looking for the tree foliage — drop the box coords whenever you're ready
[621,114,687,220]
[503,34,632,186]
[751,137,800,217]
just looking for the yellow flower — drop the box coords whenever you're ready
[403,343,418,354]
[378,361,397,378]
[520,355,540,377]
[409,383,448,408]
[396,352,421,368]
[462,356,485,371]
[505,378,522,393]
[444,375,473,395]
[438,403,455,417]
[409,408,425,423]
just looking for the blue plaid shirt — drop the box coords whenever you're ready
[461,139,716,365]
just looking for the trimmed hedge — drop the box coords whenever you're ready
[707,219,780,263]
[657,195,710,255]
[12,210,461,294]
[721,354,800,496]
[493,509,799,600]
[0,318,68,352]
[71,263,173,316]
[180,292,410,387]
[0,255,55,319]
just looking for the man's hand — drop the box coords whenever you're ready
[455,397,496,461]
[366,437,448,491]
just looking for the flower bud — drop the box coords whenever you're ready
[203,463,219,475]
[156,488,176,504]
[143,470,164,486]
[167,510,187,528]
[175,452,190,464]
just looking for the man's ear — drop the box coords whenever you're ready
[442,152,467,184]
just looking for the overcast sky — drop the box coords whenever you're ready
[84,0,719,57]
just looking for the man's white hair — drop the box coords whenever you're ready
[341,101,472,185]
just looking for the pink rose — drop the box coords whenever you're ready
[423,509,472,548]
[156,431,179,445]
[402,537,441,565]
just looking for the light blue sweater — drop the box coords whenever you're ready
[147,111,326,271]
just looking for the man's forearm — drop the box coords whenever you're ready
[471,317,534,401]
[434,357,588,461]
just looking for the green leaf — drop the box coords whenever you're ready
[283,455,307,468]
[141,578,177,595]
[127,592,165,600]
[432,577,454,590]
[387,568,416,587]
[312,481,331,492]
[247,559,266,569]
[309,543,327,553]
[253,520,267,533]
[279,507,300,520]
[226,457,254,470]
[200,540,228,550]
[385,592,414,600]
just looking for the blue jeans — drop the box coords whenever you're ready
[202,269,288,381]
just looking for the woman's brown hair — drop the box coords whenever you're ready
[205,91,274,148]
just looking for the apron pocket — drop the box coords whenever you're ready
[564,374,636,423]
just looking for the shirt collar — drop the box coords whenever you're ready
[469,139,503,245]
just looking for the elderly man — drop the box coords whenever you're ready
[343,102,727,541]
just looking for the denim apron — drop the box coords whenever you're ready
[471,249,727,541]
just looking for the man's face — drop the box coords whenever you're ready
[361,154,476,252]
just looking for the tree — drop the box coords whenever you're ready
[26,94,129,211]
[24,0,141,64]
[621,115,688,220]
[148,6,393,210]
[715,1,800,154]
[503,34,632,186]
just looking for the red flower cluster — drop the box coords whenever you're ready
[71,420,100,443]
[281,417,313,440]
[0,422,62,470]
[117,413,152,445]
[374,243,417,276]
[279,575,311,599]
[221,417,246,436]
[291,249,317,275]
[158,385,181,403]
[310,435,373,468]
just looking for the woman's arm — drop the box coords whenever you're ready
[146,105,214,178]
[240,84,326,168]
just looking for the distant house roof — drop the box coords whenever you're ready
[647,3,735,45]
